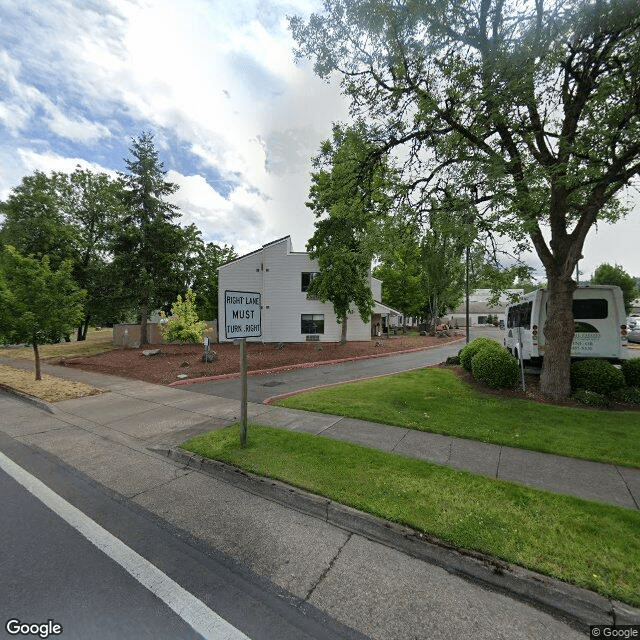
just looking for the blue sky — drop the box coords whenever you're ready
[1,0,639,277]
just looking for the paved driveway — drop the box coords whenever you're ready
[182,337,466,403]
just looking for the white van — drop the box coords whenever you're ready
[503,285,627,364]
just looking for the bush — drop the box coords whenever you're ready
[160,289,207,344]
[621,358,640,388]
[572,388,610,407]
[459,337,503,372]
[445,355,460,365]
[609,386,640,405]
[570,359,624,396]
[470,346,520,389]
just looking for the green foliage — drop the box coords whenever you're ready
[591,263,638,315]
[0,246,85,378]
[609,387,640,405]
[570,359,625,396]
[459,337,502,372]
[160,289,206,343]
[572,389,610,407]
[290,0,640,399]
[190,242,238,321]
[306,123,392,341]
[113,132,189,342]
[621,358,640,388]
[445,355,460,365]
[471,347,520,390]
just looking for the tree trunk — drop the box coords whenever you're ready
[539,276,576,400]
[340,315,348,345]
[140,303,149,346]
[33,342,41,381]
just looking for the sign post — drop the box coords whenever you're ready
[224,290,261,447]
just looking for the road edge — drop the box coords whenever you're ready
[154,447,640,634]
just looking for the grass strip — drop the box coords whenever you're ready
[276,367,640,468]
[182,424,640,607]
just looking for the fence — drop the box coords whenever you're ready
[113,321,217,348]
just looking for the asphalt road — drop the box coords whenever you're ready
[0,434,367,640]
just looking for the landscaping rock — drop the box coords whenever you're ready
[142,349,161,357]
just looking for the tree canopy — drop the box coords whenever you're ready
[291,0,640,398]
[305,123,395,342]
[0,246,85,379]
[591,263,638,314]
[114,131,191,344]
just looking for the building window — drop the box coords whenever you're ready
[301,272,319,292]
[301,314,324,334]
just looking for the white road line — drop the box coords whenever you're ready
[0,451,251,640]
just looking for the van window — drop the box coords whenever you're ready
[573,299,608,320]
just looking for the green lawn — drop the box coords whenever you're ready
[182,425,640,607]
[275,367,640,468]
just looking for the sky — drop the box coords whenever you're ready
[1,0,639,280]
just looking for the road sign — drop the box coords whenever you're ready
[224,290,261,339]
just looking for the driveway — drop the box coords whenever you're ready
[181,336,466,403]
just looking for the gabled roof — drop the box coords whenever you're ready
[218,235,291,270]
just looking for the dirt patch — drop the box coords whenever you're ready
[0,364,104,402]
[48,334,464,386]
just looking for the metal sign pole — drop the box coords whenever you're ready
[240,337,248,446]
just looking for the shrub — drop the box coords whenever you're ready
[445,355,460,365]
[621,358,640,388]
[572,388,610,407]
[609,386,640,405]
[470,346,520,389]
[459,337,503,372]
[570,359,624,396]
[160,289,207,344]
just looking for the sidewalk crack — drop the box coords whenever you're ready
[614,466,640,510]
[304,533,352,602]
[391,429,409,452]
[496,447,503,479]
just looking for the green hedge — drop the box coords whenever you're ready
[621,358,640,388]
[459,337,502,372]
[570,359,624,396]
[471,347,520,389]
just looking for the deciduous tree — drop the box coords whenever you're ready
[291,0,640,399]
[306,123,394,343]
[591,263,638,314]
[0,246,85,380]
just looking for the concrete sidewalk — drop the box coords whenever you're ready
[1,357,639,637]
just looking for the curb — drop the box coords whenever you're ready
[155,446,640,633]
[0,383,57,414]
[168,337,465,387]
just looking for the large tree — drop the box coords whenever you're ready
[0,246,85,380]
[0,169,132,338]
[55,168,129,339]
[306,123,395,343]
[114,132,187,345]
[291,0,640,399]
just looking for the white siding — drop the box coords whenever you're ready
[218,236,373,342]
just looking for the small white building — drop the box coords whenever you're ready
[218,236,399,343]
[447,288,524,327]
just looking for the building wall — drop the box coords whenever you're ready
[218,237,372,343]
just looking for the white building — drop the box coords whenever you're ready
[447,288,524,327]
[218,236,398,343]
